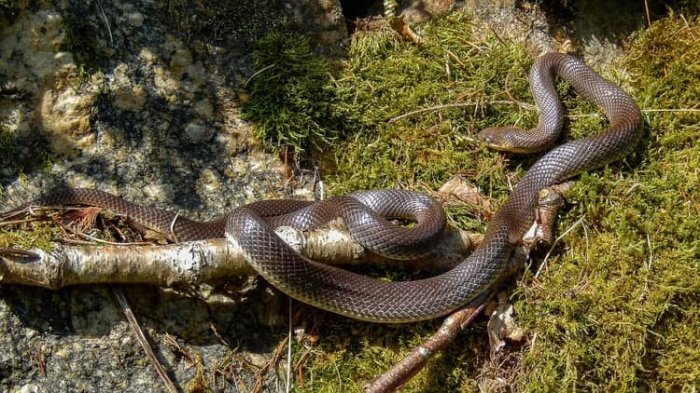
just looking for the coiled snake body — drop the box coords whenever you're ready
[10,53,641,322]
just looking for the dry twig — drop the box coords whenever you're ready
[365,300,489,393]
[388,101,536,123]
[114,288,178,393]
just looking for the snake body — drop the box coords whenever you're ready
[11,53,641,322]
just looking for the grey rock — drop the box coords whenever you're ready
[0,0,344,391]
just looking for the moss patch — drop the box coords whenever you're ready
[290,14,535,391]
[511,13,699,391]
[242,33,362,154]
[290,11,699,393]
[327,15,538,233]
[0,220,55,251]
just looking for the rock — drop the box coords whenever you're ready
[184,121,212,143]
[0,1,344,390]
[127,12,144,27]
[40,86,97,157]
[15,383,40,393]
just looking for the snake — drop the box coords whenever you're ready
[5,53,641,323]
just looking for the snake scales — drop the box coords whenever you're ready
[6,53,641,323]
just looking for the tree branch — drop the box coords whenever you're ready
[0,224,477,289]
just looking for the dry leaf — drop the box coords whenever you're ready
[436,175,493,218]
[487,302,526,358]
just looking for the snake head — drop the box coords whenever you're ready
[478,126,554,154]
[478,126,529,153]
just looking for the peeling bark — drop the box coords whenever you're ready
[0,224,477,289]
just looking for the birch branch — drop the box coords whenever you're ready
[0,224,479,289]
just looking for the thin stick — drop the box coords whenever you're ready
[680,15,696,39]
[114,288,178,393]
[334,362,343,392]
[488,24,506,45]
[503,72,520,112]
[446,50,465,67]
[641,108,700,113]
[169,212,180,243]
[0,217,40,226]
[365,301,488,393]
[95,0,114,46]
[56,222,153,246]
[638,233,654,301]
[1,205,89,221]
[389,103,700,124]
[535,216,585,278]
[388,101,536,123]
[643,0,651,27]
[252,336,289,393]
[244,64,276,87]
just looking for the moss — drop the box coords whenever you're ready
[511,12,700,392]
[290,14,535,391]
[291,10,699,393]
[242,32,363,154]
[327,13,533,233]
[0,222,55,251]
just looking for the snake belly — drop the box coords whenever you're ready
[11,53,641,323]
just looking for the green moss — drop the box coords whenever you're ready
[242,33,363,154]
[287,314,487,392]
[512,12,700,392]
[0,223,55,251]
[327,14,533,230]
[290,14,535,391]
[289,10,699,393]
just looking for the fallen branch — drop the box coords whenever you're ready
[365,299,490,393]
[0,224,477,289]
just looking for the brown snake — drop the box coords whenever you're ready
[3,53,641,322]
